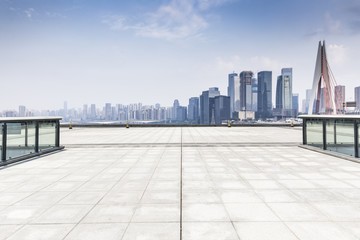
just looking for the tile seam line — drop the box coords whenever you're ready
[180,127,183,240]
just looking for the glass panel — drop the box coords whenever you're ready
[6,122,36,160]
[358,122,360,158]
[39,121,56,151]
[328,120,354,156]
[306,119,323,148]
[326,119,336,150]
[0,123,3,159]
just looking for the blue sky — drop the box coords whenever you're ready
[1,0,360,110]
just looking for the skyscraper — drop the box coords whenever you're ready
[214,95,230,124]
[251,78,258,112]
[83,104,88,121]
[257,71,272,119]
[200,87,220,124]
[227,73,240,115]
[355,86,360,110]
[105,103,112,121]
[188,97,199,123]
[18,105,26,117]
[292,93,299,115]
[276,68,293,110]
[90,104,96,120]
[173,99,180,120]
[240,71,253,111]
[304,89,312,113]
[335,85,345,113]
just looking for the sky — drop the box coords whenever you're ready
[1,0,360,111]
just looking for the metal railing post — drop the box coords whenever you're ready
[302,118,307,145]
[322,119,327,150]
[1,123,7,161]
[55,120,60,147]
[355,120,359,158]
[25,122,28,147]
[35,121,39,153]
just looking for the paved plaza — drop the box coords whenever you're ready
[1,127,360,239]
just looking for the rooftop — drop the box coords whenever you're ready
[1,127,360,240]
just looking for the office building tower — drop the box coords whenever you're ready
[82,104,88,120]
[275,68,294,118]
[227,73,240,115]
[356,86,360,110]
[90,104,96,120]
[304,89,312,113]
[173,99,180,120]
[188,97,200,123]
[105,103,112,121]
[19,105,26,117]
[292,93,299,115]
[200,87,220,124]
[214,95,230,124]
[276,68,293,110]
[176,106,187,122]
[335,85,345,113]
[240,71,254,111]
[257,71,272,119]
[252,78,258,112]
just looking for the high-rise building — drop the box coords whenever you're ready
[105,103,112,121]
[90,104,96,120]
[172,99,180,120]
[188,97,199,123]
[275,68,294,118]
[251,78,258,112]
[257,71,272,119]
[335,85,345,113]
[304,89,312,113]
[19,105,26,117]
[240,71,254,111]
[276,68,293,110]
[82,104,88,120]
[176,106,187,122]
[355,86,360,110]
[214,95,230,124]
[292,93,299,115]
[227,73,240,115]
[200,87,220,124]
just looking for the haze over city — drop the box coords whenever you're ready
[1,0,360,110]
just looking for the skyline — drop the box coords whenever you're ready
[1,0,360,110]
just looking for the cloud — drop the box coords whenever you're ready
[216,55,242,72]
[45,11,67,19]
[24,8,35,19]
[103,0,232,40]
[306,13,342,37]
[327,44,348,65]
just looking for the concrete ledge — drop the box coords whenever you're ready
[299,144,360,164]
[0,146,65,167]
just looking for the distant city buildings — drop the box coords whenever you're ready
[3,65,358,122]
[274,68,296,119]
[256,71,272,119]
[227,73,240,116]
[200,87,220,124]
[214,95,230,124]
[188,97,199,123]
[356,86,360,110]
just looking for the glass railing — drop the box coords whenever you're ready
[0,117,63,166]
[300,115,359,158]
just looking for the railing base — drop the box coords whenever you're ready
[0,146,65,167]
